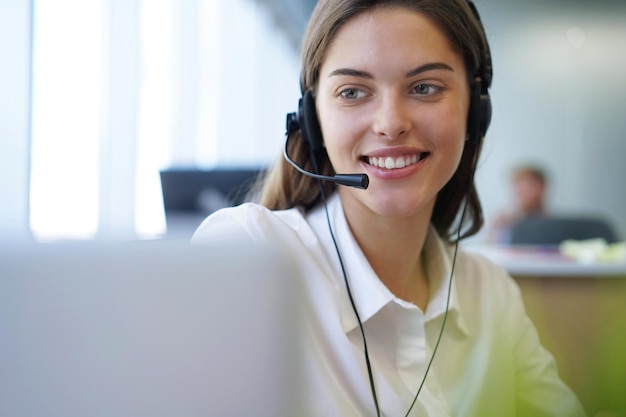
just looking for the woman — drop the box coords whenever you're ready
[193,0,587,415]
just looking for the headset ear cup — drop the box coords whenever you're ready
[467,80,481,144]
[467,79,492,144]
[299,91,324,152]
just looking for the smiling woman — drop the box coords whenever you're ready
[315,9,470,226]
[192,1,587,416]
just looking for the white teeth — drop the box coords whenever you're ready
[367,154,424,170]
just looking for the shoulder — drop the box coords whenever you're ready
[425,229,525,320]
[191,203,312,244]
[453,246,526,316]
[452,246,541,350]
[425,228,520,302]
[456,247,515,289]
[455,248,588,416]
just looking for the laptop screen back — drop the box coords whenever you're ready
[0,240,302,417]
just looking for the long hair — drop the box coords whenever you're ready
[258,0,491,242]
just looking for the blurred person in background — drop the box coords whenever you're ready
[487,164,548,244]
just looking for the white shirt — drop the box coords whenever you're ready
[192,193,587,417]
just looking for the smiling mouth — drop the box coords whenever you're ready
[363,153,430,170]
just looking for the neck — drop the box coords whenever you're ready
[340,195,435,310]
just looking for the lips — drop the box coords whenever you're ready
[364,153,429,170]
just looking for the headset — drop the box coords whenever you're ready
[283,1,493,416]
[284,90,369,189]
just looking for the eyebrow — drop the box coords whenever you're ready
[405,62,454,77]
[327,62,454,79]
[328,68,373,79]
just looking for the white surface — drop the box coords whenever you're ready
[467,245,626,277]
[0,239,302,417]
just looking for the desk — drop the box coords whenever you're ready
[468,246,626,416]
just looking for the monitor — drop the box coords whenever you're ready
[159,167,265,239]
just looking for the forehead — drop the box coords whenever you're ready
[319,6,464,77]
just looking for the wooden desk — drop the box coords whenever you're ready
[469,246,626,416]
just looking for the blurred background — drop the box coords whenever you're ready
[1,0,625,242]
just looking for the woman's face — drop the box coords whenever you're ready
[316,7,470,221]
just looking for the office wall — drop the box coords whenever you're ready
[0,0,31,240]
[472,0,626,243]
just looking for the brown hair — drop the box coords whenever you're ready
[258,0,491,242]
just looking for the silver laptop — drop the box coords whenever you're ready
[0,239,302,417]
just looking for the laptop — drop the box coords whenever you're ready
[0,239,303,417]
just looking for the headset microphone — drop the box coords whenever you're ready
[284,109,369,189]
[283,134,369,189]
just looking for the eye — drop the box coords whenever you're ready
[339,88,364,100]
[412,83,441,95]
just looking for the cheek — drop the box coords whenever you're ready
[424,89,468,132]
[317,104,365,160]
[423,104,469,185]
[316,108,342,162]
[424,104,467,154]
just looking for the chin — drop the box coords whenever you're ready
[340,181,437,220]
[368,191,434,220]
[374,201,426,219]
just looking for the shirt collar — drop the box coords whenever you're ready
[315,194,469,338]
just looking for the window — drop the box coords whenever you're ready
[29,0,300,241]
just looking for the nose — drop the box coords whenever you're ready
[372,92,411,140]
